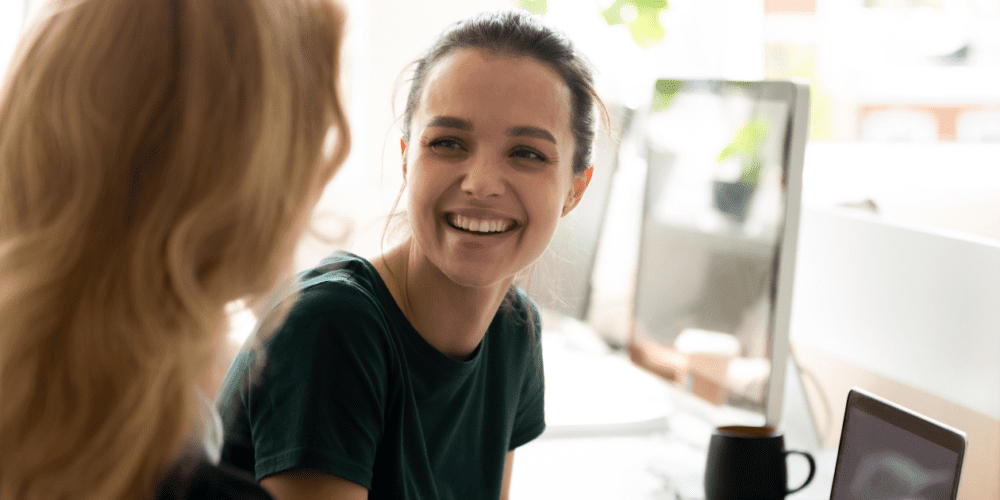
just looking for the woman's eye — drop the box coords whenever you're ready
[429,138,464,151]
[511,148,546,162]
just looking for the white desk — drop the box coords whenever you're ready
[510,318,837,500]
[510,426,837,500]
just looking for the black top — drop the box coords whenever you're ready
[155,448,273,500]
[216,252,546,500]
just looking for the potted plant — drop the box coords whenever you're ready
[713,117,767,223]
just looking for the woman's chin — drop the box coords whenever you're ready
[442,267,516,291]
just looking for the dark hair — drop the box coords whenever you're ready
[401,9,604,176]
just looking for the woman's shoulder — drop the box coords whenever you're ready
[300,251,380,291]
[155,451,273,500]
[266,251,401,351]
[293,251,392,314]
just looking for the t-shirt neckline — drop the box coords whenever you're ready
[331,251,488,374]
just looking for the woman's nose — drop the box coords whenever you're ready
[460,155,505,199]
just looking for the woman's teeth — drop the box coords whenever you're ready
[448,214,514,234]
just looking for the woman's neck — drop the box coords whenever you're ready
[372,241,512,361]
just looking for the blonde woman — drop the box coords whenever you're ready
[0,0,350,499]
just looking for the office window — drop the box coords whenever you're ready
[765,0,1000,143]
[763,0,1000,242]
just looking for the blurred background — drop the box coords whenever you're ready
[5,0,998,405]
[5,0,997,263]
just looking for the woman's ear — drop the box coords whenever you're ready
[561,166,593,216]
[400,138,408,177]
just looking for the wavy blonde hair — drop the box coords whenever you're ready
[0,0,350,498]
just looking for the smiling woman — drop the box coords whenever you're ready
[214,9,605,500]
[402,49,580,293]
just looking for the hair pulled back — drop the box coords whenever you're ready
[402,9,602,176]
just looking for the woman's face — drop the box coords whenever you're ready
[402,48,588,289]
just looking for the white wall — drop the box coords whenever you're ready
[801,142,1000,241]
[790,206,1000,420]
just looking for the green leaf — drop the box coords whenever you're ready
[629,9,666,49]
[516,0,547,15]
[717,118,769,185]
[601,0,668,48]
[717,118,767,162]
[742,156,762,184]
[653,80,681,112]
[602,0,627,25]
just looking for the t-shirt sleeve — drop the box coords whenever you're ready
[508,299,546,450]
[245,283,390,489]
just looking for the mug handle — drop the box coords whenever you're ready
[785,450,816,494]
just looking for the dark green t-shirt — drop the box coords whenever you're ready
[216,252,545,500]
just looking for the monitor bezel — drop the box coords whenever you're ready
[633,78,810,427]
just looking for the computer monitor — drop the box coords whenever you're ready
[630,79,809,427]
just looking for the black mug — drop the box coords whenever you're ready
[704,425,816,500]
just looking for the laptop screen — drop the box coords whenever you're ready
[830,389,966,500]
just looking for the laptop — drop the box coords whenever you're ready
[829,388,967,500]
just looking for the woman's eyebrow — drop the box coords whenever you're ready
[426,117,556,145]
[427,115,472,130]
[509,126,556,144]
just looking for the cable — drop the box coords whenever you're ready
[791,352,834,444]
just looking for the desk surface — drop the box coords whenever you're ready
[512,320,836,499]
[514,314,997,499]
[510,429,837,500]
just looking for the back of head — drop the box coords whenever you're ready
[0,0,349,498]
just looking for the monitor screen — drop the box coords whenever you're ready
[630,80,809,425]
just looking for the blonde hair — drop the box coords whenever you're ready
[0,0,350,498]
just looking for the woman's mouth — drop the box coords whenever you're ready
[446,213,518,235]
